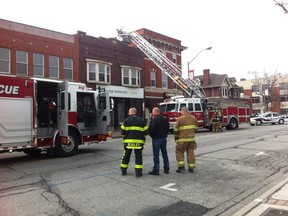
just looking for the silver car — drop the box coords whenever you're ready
[250,112,285,126]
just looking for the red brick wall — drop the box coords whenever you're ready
[0,19,79,81]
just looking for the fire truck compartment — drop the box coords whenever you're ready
[0,98,33,147]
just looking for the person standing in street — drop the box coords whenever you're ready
[120,108,148,177]
[174,106,198,173]
[148,107,170,175]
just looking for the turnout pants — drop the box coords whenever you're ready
[175,142,197,169]
[120,145,143,171]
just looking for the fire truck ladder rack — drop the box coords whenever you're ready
[117,29,206,99]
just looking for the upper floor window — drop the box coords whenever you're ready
[121,66,140,87]
[0,47,10,73]
[279,82,288,90]
[252,85,259,92]
[33,53,44,77]
[173,81,177,89]
[172,52,177,64]
[162,70,167,88]
[252,97,260,103]
[162,49,167,57]
[262,84,269,90]
[222,87,228,97]
[87,60,111,84]
[280,95,288,102]
[150,70,156,87]
[16,50,28,75]
[64,58,73,80]
[49,55,59,78]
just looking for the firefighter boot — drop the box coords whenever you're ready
[121,168,127,176]
[176,166,185,173]
[188,168,194,173]
[135,169,142,177]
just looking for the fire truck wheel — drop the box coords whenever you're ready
[228,118,238,130]
[54,130,79,157]
[22,149,42,157]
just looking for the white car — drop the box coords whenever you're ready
[250,112,285,126]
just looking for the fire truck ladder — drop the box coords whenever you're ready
[117,29,205,99]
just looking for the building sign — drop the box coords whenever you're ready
[100,85,144,99]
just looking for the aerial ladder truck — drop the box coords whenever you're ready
[117,29,250,130]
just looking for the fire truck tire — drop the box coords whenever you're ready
[54,130,79,157]
[228,118,238,130]
[22,149,42,157]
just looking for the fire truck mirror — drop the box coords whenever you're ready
[98,93,107,111]
[60,92,71,111]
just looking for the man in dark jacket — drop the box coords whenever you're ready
[120,108,148,177]
[148,107,170,175]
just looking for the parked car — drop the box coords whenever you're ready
[250,112,285,126]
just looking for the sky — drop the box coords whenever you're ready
[2,0,288,81]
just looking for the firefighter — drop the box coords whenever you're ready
[120,108,148,177]
[174,106,198,173]
[211,109,220,132]
[217,110,223,131]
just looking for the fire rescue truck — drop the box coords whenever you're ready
[0,75,111,157]
[117,29,250,130]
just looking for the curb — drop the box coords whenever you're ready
[233,176,288,216]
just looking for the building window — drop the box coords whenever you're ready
[87,61,111,83]
[16,50,28,75]
[49,56,59,78]
[0,47,10,73]
[280,95,288,102]
[64,58,73,80]
[279,82,288,90]
[162,50,167,57]
[252,85,259,92]
[33,53,44,77]
[252,97,261,103]
[121,67,140,87]
[222,87,228,97]
[162,70,167,88]
[172,52,177,64]
[173,81,177,89]
[150,70,156,87]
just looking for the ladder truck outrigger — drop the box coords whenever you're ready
[117,29,250,131]
[0,75,111,157]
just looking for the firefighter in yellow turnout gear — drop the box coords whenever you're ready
[174,107,198,173]
[120,108,148,177]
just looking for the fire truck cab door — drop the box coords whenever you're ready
[57,81,69,143]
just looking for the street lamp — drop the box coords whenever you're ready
[187,47,212,79]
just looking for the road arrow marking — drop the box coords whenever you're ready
[160,183,177,192]
[255,152,269,156]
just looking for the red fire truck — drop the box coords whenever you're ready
[0,75,111,157]
[159,95,250,130]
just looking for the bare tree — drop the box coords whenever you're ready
[274,0,288,13]
[249,70,282,112]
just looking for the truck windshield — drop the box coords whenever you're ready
[159,103,178,112]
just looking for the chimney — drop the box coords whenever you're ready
[203,69,210,86]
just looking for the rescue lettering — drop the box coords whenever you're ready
[0,85,19,95]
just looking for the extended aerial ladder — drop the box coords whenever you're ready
[117,29,206,99]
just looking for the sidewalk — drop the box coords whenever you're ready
[233,177,288,216]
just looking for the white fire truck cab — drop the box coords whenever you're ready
[0,75,111,157]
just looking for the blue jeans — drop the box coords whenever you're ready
[152,138,169,173]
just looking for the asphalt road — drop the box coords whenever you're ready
[1,123,288,216]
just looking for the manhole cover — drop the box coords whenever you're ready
[261,208,288,216]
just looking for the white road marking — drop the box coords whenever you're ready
[160,183,177,192]
[254,198,262,202]
[255,152,269,156]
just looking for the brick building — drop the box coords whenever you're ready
[0,18,79,81]
[76,31,145,129]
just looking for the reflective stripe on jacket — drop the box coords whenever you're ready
[121,115,148,148]
[174,114,198,143]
